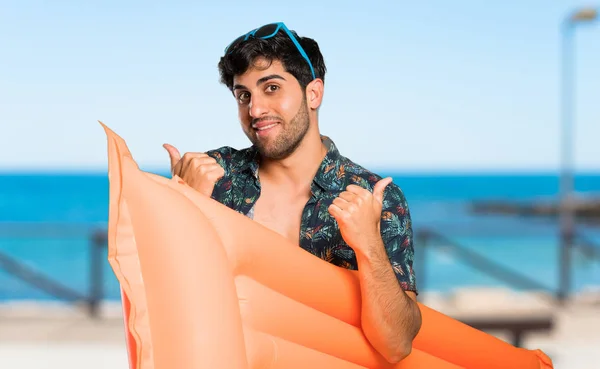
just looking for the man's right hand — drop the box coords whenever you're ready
[163,143,225,197]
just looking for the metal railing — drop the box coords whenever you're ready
[1,223,599,318]
[0,223,108,318]
[415,227,600,303]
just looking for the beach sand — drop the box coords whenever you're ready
[1,288,599,369]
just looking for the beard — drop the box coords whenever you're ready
[248,98,310,160]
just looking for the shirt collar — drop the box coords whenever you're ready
[233,135,346,193]
[312,135,345,193]
[231,145,260,178]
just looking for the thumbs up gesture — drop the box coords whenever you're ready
[328,177,393,256]
[163,143,225,197]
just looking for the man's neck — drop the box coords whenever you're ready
[258,130,327,192]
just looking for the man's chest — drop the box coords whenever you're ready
[215,179,358,270]
[251,193,307,246]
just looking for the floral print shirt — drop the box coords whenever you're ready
[206,136,417,293]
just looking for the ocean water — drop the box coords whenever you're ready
[1,171,600,302]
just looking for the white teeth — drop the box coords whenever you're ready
[256,124,277,131]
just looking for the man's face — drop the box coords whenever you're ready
[232,58,310,160]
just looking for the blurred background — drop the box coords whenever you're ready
[1,1,599,368]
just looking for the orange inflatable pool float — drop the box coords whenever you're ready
[100,121,553,369]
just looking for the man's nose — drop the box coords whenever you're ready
[248,96,269,118]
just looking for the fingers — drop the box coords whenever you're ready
[331,195,358,213]
[373,177,393,202]
[337,191,358,202]
[162,144,225,196]
[177,152,225,186]
[180,153,217,175]
[331,178,392,219]
[345,177,392,203]
[327,203,345,220]
[345,184,370,198]
[164,146,222,176]
[163,144,181,170]
[196,163,225,179]
[181,152,211,161]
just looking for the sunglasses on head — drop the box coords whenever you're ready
[223,22,316,80]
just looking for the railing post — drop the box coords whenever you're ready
[557,228,573,304]
[88,229,106,318]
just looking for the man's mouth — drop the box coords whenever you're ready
[252,121,280,136]
[254,123,279,131]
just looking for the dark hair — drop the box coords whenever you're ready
[218,28,327,92]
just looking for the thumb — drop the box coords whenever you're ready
[163,143,181,169]
[373,177,392,203]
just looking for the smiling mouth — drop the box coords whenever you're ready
[255,123,279,131]
[253,122,279,138]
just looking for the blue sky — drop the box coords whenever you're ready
[0,0,598,173]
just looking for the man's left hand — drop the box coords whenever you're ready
[328,177,393,256]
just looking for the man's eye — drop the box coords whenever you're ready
[237,92,250,103]
[266,85,279,92]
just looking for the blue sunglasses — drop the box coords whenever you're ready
[224,22,316,80]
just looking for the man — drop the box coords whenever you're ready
[163,22,422,363]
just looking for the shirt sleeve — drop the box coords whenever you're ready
[205,146,234,203]
[379,183,418,294]
[206,146,233,175]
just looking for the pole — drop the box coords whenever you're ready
[558,19,575,304]
[557,7,598,302]
[89,228,106,318]
[415,230,427,294]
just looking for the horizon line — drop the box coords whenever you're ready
[3,168,600,176]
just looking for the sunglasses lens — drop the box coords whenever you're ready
[254,23,279,38]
